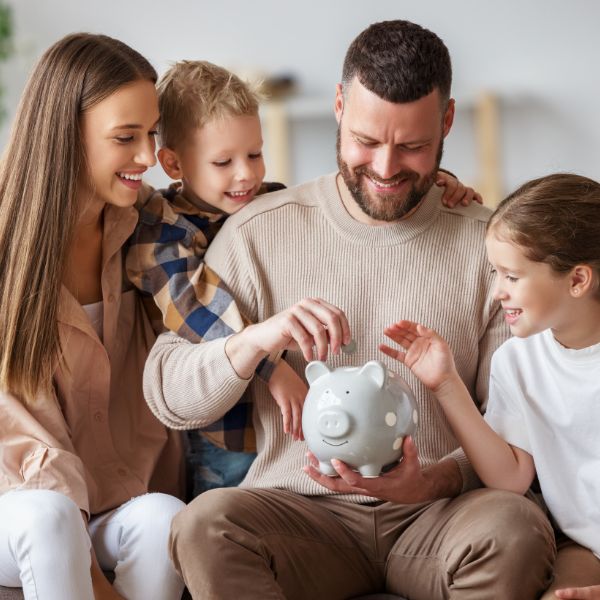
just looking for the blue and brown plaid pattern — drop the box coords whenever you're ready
[127,181,284,452]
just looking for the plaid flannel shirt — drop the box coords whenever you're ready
[126,181,285,452]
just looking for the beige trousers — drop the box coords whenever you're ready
[541,535,600,600]
[170,487,555,600]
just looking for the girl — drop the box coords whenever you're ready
[380,173,600,600]
[0,34,185,600]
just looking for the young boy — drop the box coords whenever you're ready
[126,60,479,498]
[127,61,306,498]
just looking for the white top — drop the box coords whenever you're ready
[82,300,104,342]
[485,329,600,557]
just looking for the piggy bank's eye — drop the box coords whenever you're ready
[345,390,350,394]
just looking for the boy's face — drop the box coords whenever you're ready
[177,113,266,214]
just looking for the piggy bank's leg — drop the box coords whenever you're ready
[318,461,338,477]
[358,464,381,478]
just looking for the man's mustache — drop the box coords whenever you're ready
[354,167,419,187]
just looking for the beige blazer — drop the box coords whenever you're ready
[0,204,183,516]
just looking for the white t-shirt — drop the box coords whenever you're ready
[83,300,104,342]
[485,329,600,557]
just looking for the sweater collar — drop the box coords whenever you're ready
[319,172,442,247]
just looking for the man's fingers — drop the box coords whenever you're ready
[311,298,351,349]
[290,298,350,358]
[292,304,330,360]
[401,436,419,465]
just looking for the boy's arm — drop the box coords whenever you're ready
[126,194,279,380]
[436,169,483,207]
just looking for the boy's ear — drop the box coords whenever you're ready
[157,147,183,180]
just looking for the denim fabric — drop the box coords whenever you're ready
[187,433,256,499]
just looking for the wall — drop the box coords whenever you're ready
[2,0,599,196]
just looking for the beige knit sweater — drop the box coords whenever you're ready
[144,173,508,501]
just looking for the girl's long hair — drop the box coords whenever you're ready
[0,33,156,404]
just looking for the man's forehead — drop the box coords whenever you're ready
[342,81,444,140]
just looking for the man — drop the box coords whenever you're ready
[145,20,555,599]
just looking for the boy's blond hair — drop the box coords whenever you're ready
[157,60,262,150]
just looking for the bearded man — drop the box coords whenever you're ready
[144,19,555,600]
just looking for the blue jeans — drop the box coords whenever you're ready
[186,433,256,499]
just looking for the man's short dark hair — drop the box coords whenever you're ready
[342,20,452,105]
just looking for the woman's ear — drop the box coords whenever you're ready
[157,147,183,180]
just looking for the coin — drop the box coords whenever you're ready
[341,339,357,355]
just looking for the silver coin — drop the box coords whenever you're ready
[341,339,357,354]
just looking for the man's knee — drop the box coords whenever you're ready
[459,489,554,557]
[170,487,245,553]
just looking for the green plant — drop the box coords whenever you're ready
[0,1,12,121]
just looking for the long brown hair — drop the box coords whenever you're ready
[488,173,600,283]
[0,33,157,403]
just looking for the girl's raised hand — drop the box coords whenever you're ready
[379,320,457,392]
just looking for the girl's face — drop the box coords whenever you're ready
[80,79,159,210]
[485,228,575,340]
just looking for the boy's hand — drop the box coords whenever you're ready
[436,170,483,207]
[268,360,308,440]
[379,320,457,393]
[556,586,600,599]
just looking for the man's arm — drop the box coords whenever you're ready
[144,298,352,430]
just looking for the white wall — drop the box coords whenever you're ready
[3,0,600,195]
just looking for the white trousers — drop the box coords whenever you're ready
[0,489,186,600]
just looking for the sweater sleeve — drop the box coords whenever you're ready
[143,333,252,429]
[0,390,90,516]
[142,217,259,429]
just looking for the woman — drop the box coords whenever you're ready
[0,33,185,600]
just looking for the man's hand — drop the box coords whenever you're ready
[436,170,483,207]
[555,586,600,599]
[226,298,351,379]
[268,360,308,440]
[303,436,461,503]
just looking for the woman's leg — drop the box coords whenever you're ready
[0,489,93,600]
[89,492,185,600]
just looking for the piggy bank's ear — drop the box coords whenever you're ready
[305,361,331,384]
[358,360,387,389]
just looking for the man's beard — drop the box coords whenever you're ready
[336,128,443,222]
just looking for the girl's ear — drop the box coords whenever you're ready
[569,264,595,297]
[157,147,183,180]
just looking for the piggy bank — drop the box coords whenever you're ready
[302,360,418,477]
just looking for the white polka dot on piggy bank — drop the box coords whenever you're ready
[303,360,418,478]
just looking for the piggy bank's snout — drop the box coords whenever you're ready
[317,410,351,438]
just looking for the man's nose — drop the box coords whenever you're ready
[371,146,402,181]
